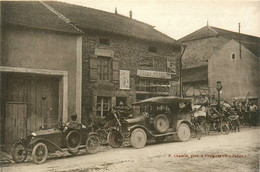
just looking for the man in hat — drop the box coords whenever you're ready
[64,113,85,131]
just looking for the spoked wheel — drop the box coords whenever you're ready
[86,135,99,154]
[155,136,166,143]
[66,130,82,153]
[32,142,48,164]
[177,123,191,142]
[108,130,123,148]
[130,128,147,149]
[221,122,229,135]
[12,143,27,163]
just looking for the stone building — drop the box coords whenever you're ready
[46,1,181,123]
[0,1,83,146]
[178,26,260,104]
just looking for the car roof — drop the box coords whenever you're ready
[132,96,192,105]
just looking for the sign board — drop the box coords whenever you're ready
[95,48,114,57]
[137,70,171,79]
[120,70,130,90]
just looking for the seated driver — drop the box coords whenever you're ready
[64,114,86,131]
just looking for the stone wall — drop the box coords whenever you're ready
[182,36,229,68]
[81,30,181,124]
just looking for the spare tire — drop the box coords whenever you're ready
[154,114,169,133]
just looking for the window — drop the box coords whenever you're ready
[148,46,157,53]
[135,78,170,93]
[97,97,111,117]
[99,38,110,46]
[97,56,111,80]
[232,53,236,60]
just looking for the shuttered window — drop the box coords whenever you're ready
[97,56,111,80]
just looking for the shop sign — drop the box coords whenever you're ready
[137,70,171,79]
[120,70,130,90]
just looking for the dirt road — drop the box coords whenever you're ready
[2,127,259,172]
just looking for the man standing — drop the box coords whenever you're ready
[249,103,258,126]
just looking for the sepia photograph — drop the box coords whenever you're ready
[0,0,259,171]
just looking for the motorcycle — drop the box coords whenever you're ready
[205,104,229,135]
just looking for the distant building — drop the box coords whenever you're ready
[178,26,260,104]
[45,1,181,123]
[0,1,83,146]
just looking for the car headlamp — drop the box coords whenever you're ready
[31,132,37,137]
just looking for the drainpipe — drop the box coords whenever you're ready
[239,23,242,59]
[179,45,187,98]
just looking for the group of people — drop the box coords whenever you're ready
[234,100,259,126]
[192,94,259,128]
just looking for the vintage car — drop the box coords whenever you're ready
[106,96,194,149]
[11,120,99,164]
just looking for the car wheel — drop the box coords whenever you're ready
[154,114,169,133]
[108,130,123,148]
[130,128,147,149]
[177,123,191,142]
[86,135,99,154]
[221,122,229,135]
[11,143,27,163]
[66,130,82,153]
[155,136,166,143]
[32,142,48,164]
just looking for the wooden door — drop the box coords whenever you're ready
[29,76,59,132]
[4,74,28,146]
[3,73,59,146]
[5,103,27,145]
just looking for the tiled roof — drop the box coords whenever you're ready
[178,26,260,57]
[211,26,260,57]
[45,1,176,44]
[182,65,208,83]
[1,1,82,34]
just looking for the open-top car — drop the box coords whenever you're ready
[106,96,194,149]
[11,120,99,164]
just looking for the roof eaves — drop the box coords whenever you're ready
[79,25,178,45]
[4,22,82,35]
[40,1,83,34]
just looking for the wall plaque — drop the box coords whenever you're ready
[120,70,130,90]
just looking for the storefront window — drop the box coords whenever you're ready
[135,78,170,93]
[97,96,111,117]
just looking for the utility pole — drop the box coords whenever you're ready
[179,45,187,98]
[239,23,242,59]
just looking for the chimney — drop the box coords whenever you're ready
[129,10,132,19]
[115,7,118,14]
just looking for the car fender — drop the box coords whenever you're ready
[129,125,153,137]
[29,138,63,151]
[176,120,192,130]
